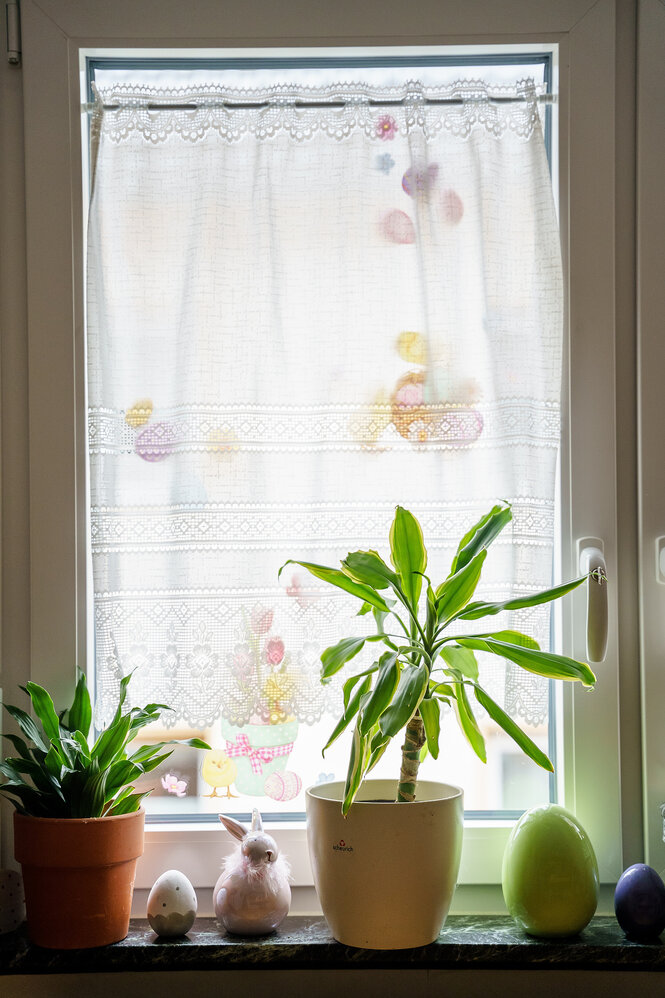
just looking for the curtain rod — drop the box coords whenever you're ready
[84,94,555,113]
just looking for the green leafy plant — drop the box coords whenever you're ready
[281,502,598,815]
[0,671,210,818]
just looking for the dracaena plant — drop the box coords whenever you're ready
[281,502,598,815]
[0,671,210,818]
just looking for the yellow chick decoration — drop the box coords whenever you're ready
[202,749,238,798]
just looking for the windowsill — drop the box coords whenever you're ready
[2,916,664,974]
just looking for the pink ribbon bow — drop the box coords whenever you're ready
[226,733,293,775]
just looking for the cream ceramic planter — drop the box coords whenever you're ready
[306,779,463,949]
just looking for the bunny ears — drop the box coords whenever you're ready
[219,808,263,842]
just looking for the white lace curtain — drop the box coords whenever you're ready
[87,79,562,731]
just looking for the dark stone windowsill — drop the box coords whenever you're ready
[2,915,665,975]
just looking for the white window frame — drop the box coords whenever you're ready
[2,0,642,913]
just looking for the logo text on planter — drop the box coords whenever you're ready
[333,839,354,852]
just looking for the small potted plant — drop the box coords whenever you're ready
[0,670,209,949]
[281,502,599,949]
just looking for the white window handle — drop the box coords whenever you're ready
[578,540,608,664]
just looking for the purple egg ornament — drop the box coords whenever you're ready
[614,864,665,940]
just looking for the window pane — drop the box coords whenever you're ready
[85,58,559,820]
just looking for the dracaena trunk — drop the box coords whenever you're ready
[397,710,426,802]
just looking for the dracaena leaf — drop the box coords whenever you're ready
[342,724,372,816]
[66,671,92,738]
[378,662,428,739]
[455,636,596,687]
[450,502,512,575]
[389,506,427,610]
[4,705,48,753]
[23,683,61,742]
[279,560,391,612]
[107,791,150,816]
[439,644,479,680]
[473,685,553,771]
[435,550,487,625]
[320,634,383,681]
[323,675,373,754]
[457,575,589,619]
[341,550,400,591]
[92,712,133,769]
[419,697,441,759]
[342,665,379,711]
[452,683,486,762]
[358,653,400,736]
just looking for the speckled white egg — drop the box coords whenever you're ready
[147,869,197,938]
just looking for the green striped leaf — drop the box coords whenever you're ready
[279,560,391,612]
[92,712,133,769]
[66,671,92,738]
[450,503,512,575]
[23,683,61,742]
[389,506,427,610]
[439,644,479,680]
[419,698,441,760]
[320,634,383,681]
[342,665,379,710]
[107,791,150,816]
[378,663,428,739]
[341,550,400,590]
[452,683,486,762]
[4,705,48,753]
[455,636,596,686]
[359,653,400,736]
[323,675,373,753]
[435,550,487,624]
[473,686,553,771]
[457,576,589,620]
[342,724,371,815]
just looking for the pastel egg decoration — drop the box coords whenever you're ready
[614,864,665,940]
[264,770,302,802]
[147,869,198,938]
[441,188,464,225]
[0,869,25,935]
[135,421,177,462]
[402,164,438,198]
[381,210,415,245]
[502,803,599,938]
[125,398,154,429]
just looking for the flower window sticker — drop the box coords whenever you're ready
[375,153,395,174]
[161,773,188,798]
[376,115,397,140]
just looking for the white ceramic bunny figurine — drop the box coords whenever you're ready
[213,808,291,935]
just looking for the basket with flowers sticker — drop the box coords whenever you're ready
[219,605,301,799]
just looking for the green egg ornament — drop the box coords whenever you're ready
[502,803,599,937]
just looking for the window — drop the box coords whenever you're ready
[5,0,637,913]
[84,52,560,826]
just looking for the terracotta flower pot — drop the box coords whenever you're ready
[306,779,463,949]
[14,808,144,949]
